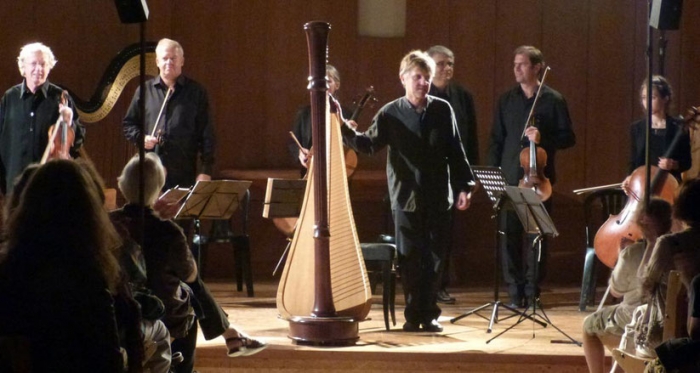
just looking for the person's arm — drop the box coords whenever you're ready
[487,97,505,168]
[340,108,388,156]
[122,87,143,144]
[461,87,479,165]
[197,87,215,180]
[538,91,575,151]
[64,93,85,152]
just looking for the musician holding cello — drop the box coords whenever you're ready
[0,42,85,195]
[623,75,691,191]
[487,45,576,309]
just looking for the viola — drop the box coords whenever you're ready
[518,66,552,201]
[40,91,75,163]
[593,106,699,268]
[518,118,552,201]
[342,86,377,178]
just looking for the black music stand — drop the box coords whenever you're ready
[450,166,545,332]
[174,180,252,269]
[486,186,581,346]
[262,178,306,276]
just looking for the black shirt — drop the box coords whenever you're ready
[0,80,85,194]
[429,81,479,165]
[487,84,575,186]
[342,96,473,212]
[123,75,215,190]
[629,115,691,181]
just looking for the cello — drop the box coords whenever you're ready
[593,106,699,268]
[518,66,552,201]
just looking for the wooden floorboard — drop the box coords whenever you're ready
[193,280,611,372]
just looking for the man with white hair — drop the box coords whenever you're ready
[122,38,215,191]
[0,42,85,194]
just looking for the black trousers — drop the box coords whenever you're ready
[171,276,231,373]
[499,198,552,304]
[393,208,451,324]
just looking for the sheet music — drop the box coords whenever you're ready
[176,180,252,220]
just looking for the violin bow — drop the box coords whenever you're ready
[521,66,552,139]
[150,86,174,138]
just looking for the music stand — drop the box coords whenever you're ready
[450,166,545,332]
[262,178,306,275]
[486,186,581,346]
[174,180,252,269]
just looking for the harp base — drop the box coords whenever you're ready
[288,316,360,346]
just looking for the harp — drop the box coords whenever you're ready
[64,42,158,123]
[275,21,372,345]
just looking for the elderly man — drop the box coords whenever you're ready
[123,38,215,190]
[426,45,479,304]
[0,42,85,194]
[342,50,474,333]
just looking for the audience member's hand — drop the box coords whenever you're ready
[346,120,359,130]
[153,197,180,220]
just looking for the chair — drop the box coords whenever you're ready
[579,188,627,311]
[361,239,397,331]
[611,270,686,372]
[193,189,254,297]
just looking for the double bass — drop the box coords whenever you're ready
[593,107,699,268]
[518,66,552,201]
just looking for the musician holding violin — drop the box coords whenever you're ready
[487,45,576,308]
[123,38,215,192]
[0,42,85,195]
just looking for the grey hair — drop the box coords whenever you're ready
[17,42,57,75]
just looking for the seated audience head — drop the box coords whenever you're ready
[118,153,166,206]
[636,197,673,237]
[674,178,700,227]
[1,160,120,290]
[2,164,40,223]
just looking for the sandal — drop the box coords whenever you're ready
[225,336,268,357]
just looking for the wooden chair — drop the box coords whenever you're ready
[579,188,627,311]
[612,270,686,372]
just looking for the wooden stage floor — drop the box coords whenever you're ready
[193,281,610,372]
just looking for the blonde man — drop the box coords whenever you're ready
[342,50,474,332]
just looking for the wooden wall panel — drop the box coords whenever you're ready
[1,1,699,286]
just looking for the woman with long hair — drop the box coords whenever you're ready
[0,160,123,372]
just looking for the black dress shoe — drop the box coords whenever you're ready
[436,289,456,304]
[422,320,443,333]
[402,321,421,332]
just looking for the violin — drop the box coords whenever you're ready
[343,86,377,178]
[518,67,552,201]
[593,106,700,268]
[40,91,75,164]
